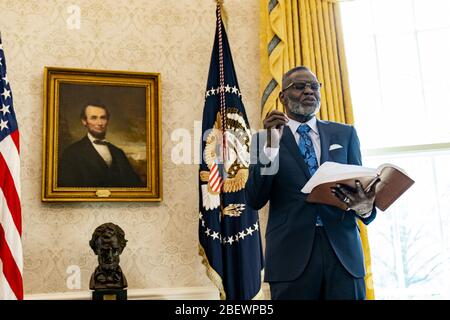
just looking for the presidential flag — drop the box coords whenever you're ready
[0,35,23,300]
[198,3,264,300]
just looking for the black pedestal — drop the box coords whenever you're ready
[92,289,127,300]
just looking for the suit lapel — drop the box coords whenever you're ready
[317,120,330,165]
[280,127,311,179]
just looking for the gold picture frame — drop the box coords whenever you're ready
[42,67,162,202]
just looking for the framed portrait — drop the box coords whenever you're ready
[42,67,162,202]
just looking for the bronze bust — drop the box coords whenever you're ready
[89,223,128,290]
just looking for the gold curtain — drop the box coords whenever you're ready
[260,0,375,300]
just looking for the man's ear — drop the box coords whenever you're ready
[81,119,87,127]
[279,91,286,105]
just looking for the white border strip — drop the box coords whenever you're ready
[25,286,220,300]
[25,284,272,300]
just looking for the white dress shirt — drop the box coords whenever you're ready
[87,133,113,167]
[264,116,321,163]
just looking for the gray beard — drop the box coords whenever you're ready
[288,100,319,117]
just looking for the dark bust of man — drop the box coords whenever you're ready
[89,223,128,290]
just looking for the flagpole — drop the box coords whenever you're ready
[216,1,228,188]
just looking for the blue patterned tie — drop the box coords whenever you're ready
[297,124,318,176]
[297,124,323,226]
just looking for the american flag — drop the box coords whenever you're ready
[0,35,23,300]
[208,161,223,193]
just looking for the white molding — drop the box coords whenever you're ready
[25,286,220,300]
[25,283,271,300]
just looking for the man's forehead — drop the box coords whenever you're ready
[98,236,119,247]
[288,70,318,82]
[86,105,107,114]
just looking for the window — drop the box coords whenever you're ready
[341,0,450,299]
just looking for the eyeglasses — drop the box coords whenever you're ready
[282,81,322,92]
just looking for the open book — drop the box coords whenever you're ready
[301,161,415,211]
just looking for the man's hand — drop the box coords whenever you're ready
[331,179,381,218]
[263,110,289,147]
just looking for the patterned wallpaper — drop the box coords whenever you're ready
[0,0,264,294]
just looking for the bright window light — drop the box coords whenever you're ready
[341,0,450,299]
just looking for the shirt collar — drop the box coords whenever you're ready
[287,116,319,135]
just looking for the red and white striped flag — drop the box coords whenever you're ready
[0,36,23,300]
[208,161,223,193]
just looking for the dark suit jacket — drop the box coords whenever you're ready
[58,136,144,188]
[246,120,376,282]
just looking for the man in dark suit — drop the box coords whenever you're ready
[58,104,143,188]
[246,66,379,300]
